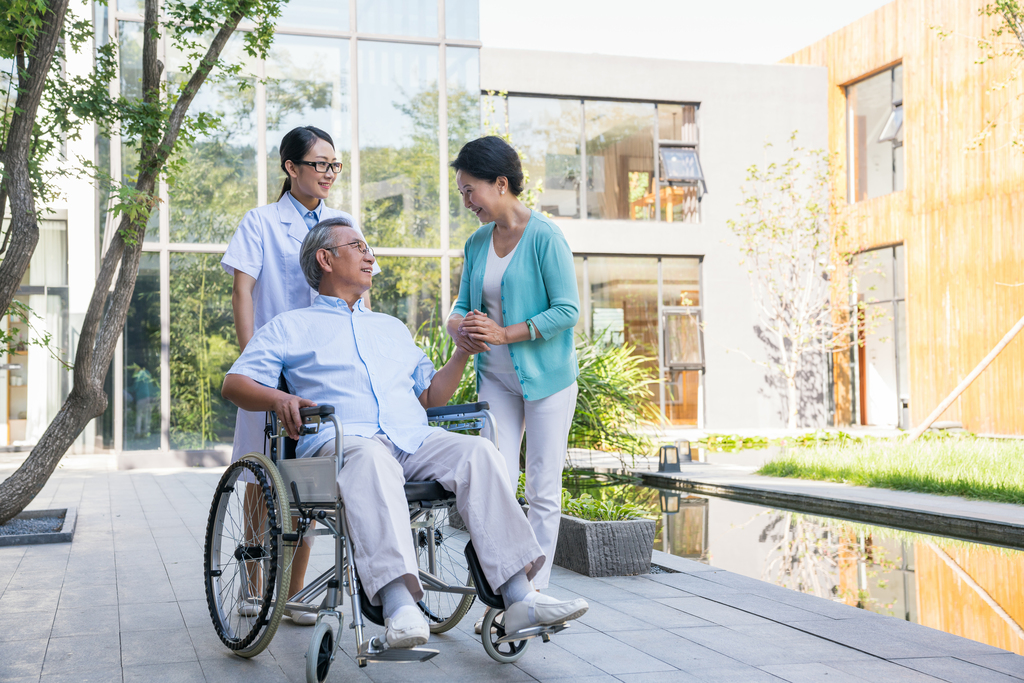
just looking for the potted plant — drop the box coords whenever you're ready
[553,491,656,577]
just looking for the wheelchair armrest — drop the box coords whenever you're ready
[300,405,335,419]
[425,401,490,419]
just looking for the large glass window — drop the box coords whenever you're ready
[124,253,160,451]
[265,35,351,211]
[277,0,349,32]
[357,0,438,36]
[586,257,659,356]
[370,257,442,333]
[656,103,701,223]
[508,96,581,219]
[585,101,655,221]
[166,35,258,243]
[445,0,479,39]
[359,41,440,248]
[447,47,481,246]
[169,254,238,450]
[847,64,904,202]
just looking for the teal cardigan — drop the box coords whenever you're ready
[452,211,580,401]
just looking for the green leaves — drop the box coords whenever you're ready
[560,489,645,522]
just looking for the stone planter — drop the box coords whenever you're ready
[553,514,656,577]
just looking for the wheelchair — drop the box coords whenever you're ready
[202,401,568,683]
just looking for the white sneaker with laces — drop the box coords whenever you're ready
[286,608,317,626]
[385,605,429,648]
[502,592,589,636]
[237,598,260,617]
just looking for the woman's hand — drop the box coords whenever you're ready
[448,313,491,354]
[460,310,509,346]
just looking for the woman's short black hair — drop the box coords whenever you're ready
[279,126,334,199]
[450,136,524,196]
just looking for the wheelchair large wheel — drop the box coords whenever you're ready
[416,503,475,633]
[305,619,336,683]
[204,452,293,657]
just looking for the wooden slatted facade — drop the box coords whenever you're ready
[784,0,1024,434]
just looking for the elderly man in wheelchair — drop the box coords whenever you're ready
[220,216,588,657]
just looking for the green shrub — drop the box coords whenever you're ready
[560,489,645,521]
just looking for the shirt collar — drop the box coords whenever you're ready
[287,191,323,221]
[314,294,366,313]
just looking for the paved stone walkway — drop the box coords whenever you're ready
[2,460,1024,682]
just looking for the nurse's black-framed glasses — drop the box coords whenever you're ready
[324,240,374,258]
[296,160,343,174]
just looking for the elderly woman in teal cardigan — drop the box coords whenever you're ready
[447,136,580,601]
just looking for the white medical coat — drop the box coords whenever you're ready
[221,193,369,460]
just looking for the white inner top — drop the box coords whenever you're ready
[479,234,519,374]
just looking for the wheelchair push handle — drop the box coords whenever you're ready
[300,405,335,419]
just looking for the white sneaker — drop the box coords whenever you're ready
[286,608,317,626]
[237,598,260,617]
[385,605,429,648]
[502,592,589,636]
[474,606,500,635]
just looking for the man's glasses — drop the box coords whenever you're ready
[324,240,374,258]
[296,160,343,174]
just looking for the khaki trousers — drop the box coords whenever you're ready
[318,430,544,605]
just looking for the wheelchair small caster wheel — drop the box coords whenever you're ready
[480,609,529,663]
[306,619,337,683]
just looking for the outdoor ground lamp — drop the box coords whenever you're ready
[676,440,692,462]
[658,444,680,472]
[660,490,681,514]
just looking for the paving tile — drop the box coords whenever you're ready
[730,622,881,664]
[119,600,186,632]
[549,577,651,603]
[685,668,789,682]
[199,652,290,683]
[57,583,118,609]
[593,575,694,599]
[759,662,873,682]
[609,628,741,671]
[121,628,197,667]
[51,605,118,638]
[576,599,664,632]
[530,676,620,683]
[0,609,55,642]
[784,619,945,659]
[273,650,374,683]
[600,598,714,629]
[0,588,60,615]
[647,572,740,597]
[123,661,206,683]
[956,654,1024,678]
[39,668,123,683]
[429,637,537,681]
[867,616,1010,656]
[657,596,775,627]
[893,657,1024,683]
[41,633,121,675]
[117,578,176,605]
[614,671,703,682]
[828,659,947,681]
[672,625,873,666]
[511,639,610,680]
[551,631,676,675]
[0,637,47,678]
[707,592,835,622]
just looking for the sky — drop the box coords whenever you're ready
[480,0,894,65]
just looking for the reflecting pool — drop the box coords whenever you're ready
[562,470,1024,655]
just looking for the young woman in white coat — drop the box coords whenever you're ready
[221,125,376,624]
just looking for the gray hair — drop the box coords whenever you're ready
[300,216,354,290]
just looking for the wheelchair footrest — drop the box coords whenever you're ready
[495,621,569,645]
[356,637,438,664]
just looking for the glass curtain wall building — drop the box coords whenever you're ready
[105,0,481,453]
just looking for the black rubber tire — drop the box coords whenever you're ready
[480,608,529,663]
[204,453,292,657]
[305,619,335,683]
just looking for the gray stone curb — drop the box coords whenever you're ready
[0,506,77,547]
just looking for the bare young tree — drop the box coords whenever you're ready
[0,0,282,524]
[728,135,871,429]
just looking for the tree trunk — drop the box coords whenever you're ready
[0,0,71,316]
[0,0,253,525]
[786,372,798,430]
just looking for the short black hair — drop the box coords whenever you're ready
[450,136,524,196]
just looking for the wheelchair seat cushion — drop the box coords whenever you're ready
[404,480,454,502]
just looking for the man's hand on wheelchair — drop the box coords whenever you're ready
[273,393,318,440]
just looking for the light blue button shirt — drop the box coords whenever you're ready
[227,295,439,458]
[287,192,323,230]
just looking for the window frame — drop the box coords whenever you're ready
[846,63,904,203]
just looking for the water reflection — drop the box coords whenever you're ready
[562,471,1024,654]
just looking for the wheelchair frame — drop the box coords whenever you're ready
[203,401,566,683]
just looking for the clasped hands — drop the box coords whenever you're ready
[453,310,507,355]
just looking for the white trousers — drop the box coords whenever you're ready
[479,371,578,589]
[319,430,544,605]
